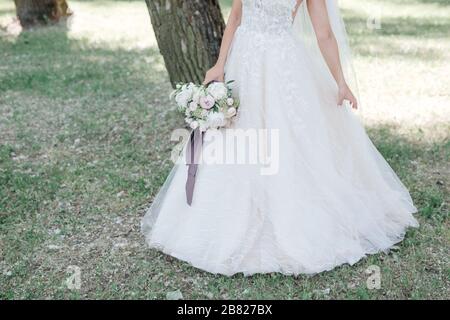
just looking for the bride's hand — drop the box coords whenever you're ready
[338,83,358,109]
[203,64,225,85]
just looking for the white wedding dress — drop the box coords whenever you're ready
[142,0,418,276]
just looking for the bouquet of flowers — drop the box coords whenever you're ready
[171,81,239,132]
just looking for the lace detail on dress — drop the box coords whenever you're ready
[227,0,306,121]
[240,0,298,35]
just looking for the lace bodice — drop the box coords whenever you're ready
[240,0,297,35]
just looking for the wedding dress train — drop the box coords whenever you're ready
[141,0,418,276]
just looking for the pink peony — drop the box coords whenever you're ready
[199,95,215,110]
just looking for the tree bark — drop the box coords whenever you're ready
[14,0,71,29]
[145,0,226,87]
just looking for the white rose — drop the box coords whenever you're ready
[207,82,228,100]
[189,101,198,111]
[227,107,237,117]
[207,112,226,129]
[190,121,199,129]
[176,90,192,108]
[226,98,234,106]
[182,83,195,95]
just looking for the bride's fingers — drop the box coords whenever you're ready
[348,95,358,109]
[203,77,211,86]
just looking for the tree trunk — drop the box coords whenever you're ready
[14,0,71,29]
[145,0,226,87]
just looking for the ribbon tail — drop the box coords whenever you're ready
[185,164,198,206]
[185,128,203,206]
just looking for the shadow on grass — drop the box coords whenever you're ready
[0,24,175,226]
[0,26,169,99]
[345,11,450,38]
[342,8,449,59]
[366,123,448,223]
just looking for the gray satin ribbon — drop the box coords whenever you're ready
[185,128,203,206]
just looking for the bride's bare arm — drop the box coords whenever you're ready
[308,0,358,109]
[203,0,242,85]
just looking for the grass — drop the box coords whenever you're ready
[0,0,449,300]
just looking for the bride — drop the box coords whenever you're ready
[141,0,418,276]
